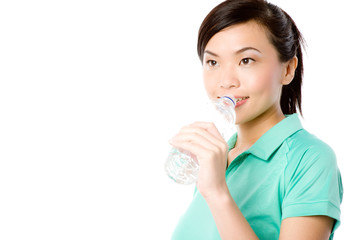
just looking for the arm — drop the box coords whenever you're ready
[170,122,259,239]
[170,122,336,239]
[204,187,259,240]
[280,141,342,239]
[205,191,334,240]
[206,193,334,240]
[279,216,334,240]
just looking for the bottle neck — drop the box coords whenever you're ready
[212,96,236,125]
[220,96,236,107]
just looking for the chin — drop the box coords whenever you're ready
[234,108,267,125]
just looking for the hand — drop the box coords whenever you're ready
[169,122,229,198]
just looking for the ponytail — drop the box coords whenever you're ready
[279,9,305,115]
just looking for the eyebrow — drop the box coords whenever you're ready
[204,47,262,57]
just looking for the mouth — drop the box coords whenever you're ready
[235,96,250,103]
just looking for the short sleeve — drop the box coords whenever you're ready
[282,142,343,237]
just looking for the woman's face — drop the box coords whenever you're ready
[203,21,293,124]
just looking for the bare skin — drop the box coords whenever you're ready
[170,21,333,239]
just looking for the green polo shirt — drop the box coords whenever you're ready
[171,114,343,240]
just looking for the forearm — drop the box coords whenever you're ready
[205,188,259,240]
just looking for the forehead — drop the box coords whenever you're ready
[205,21,274,54]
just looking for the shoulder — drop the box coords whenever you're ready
[281,129,343,233]
[285,129,337,166]
[282,129,341,187]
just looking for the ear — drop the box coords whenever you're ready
[282,56,298,85]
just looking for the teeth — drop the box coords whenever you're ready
[236,97,249,102]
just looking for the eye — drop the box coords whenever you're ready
[206,60,218,67]
[240,58,255,65]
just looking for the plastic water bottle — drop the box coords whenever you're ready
[165,96,236,185]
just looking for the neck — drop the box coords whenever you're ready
[234,106,285,151]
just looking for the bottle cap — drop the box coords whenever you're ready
[220,96,236,107]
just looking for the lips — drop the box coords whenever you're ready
[233,96,249,107]
[217,95,250,106]
[235,96,250,103]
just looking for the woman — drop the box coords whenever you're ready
[169,0,343,239]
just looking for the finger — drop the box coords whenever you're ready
[179,122,225,145]
[170,131,218,152]
[170,130,228,162]
[169,139,220,164]
[188,121,223,139]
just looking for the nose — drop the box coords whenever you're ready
[220,65,240,89]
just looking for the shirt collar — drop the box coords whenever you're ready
[228,113,303,161]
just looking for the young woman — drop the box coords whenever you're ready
[169,0,343,239]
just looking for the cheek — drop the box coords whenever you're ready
[247,66,282,96]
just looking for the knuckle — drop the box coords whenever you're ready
[206,122,216,128]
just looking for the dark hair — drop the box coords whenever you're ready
[197,0,305,115]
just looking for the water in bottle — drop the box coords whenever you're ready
[165,96,236,185]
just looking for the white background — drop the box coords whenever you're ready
[0,0,360,239]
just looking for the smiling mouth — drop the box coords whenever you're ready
[236,96,250,103]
